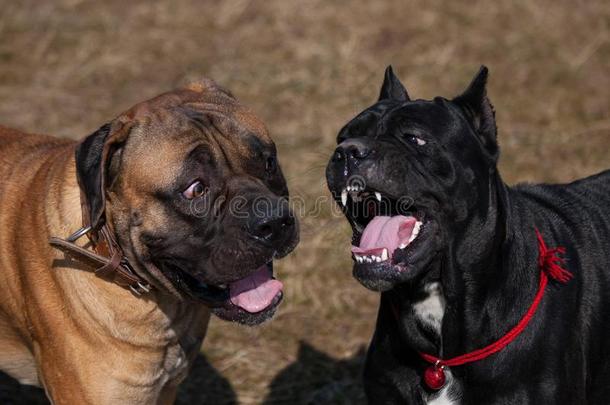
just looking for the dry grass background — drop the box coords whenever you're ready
[0,0,608,403]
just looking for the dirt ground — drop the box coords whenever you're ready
[0,0,608,404]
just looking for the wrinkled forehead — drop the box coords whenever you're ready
[338,101,398,140]
[120,86,273,190]
[340,98,455,139]
[127,83,271,138]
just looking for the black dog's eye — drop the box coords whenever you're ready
[182,180,208,200]
[404,134,426,146]
[265,156,277,174]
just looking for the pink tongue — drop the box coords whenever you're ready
[351,216,416,257]
[229,265,283,313]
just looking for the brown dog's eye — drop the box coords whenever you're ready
[182,180,207,200]
[266,156,277,174]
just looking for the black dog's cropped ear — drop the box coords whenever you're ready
[453,66,498,161]
[75,120,132,230]
[378,66,410,102]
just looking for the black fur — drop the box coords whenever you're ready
[75,122,124,230]
[326,66,610,403]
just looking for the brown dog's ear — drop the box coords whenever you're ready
[75,120,132,230]
[453,66,499,161]
[378,66,410,102]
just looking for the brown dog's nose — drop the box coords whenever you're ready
[332,139,372,162]
[248,204,295,244]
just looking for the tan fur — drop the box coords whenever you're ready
[0,81,269,404]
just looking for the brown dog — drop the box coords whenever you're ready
[0,80,298,404]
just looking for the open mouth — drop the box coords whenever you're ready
[336,183,431,291]
[227,262,283,313]
[212,261,284,325]
[351,215,423,263]
[159,261,284,325]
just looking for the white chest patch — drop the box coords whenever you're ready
[413,282,445,335]
[413,283,459,404]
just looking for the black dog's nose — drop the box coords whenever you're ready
[248,208,295,244]
[332,139,372,162]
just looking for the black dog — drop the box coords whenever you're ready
[326,66,610,404]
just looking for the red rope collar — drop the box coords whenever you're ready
[419,228,571,390]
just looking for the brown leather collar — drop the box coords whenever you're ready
[49,224,152,296]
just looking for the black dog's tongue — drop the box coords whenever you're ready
[352,216,416,258]
[229,265,283,313]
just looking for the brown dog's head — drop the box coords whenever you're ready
[75,79,299,325]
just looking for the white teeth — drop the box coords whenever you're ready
[341,189,348,206]
[407,221,424,244]
[354,251,389,264]
[399,243,407,249]
[375,192,382,202]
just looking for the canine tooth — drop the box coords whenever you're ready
[375,192,382,202]
[341,190,348,206]
[381,249,388,261]
[399,243,407,249]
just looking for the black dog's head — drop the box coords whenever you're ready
[326,66,498,291]
[76,80,299,325]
